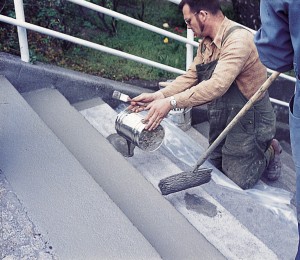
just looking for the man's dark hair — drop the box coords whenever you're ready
[179,0,221,15]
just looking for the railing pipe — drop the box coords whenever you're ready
[186,29,194,70]
[0,15,186,75]
[270,98,289,107]
[13,0,29,62]
[165,0,195,70]
[66,0,198,48]
[167,0,181,4]
[268,69,296,83]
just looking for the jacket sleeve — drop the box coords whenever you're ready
[254,0,294,72]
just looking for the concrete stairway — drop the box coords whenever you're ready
[75,93,299,259]
[0,76,225,260]
[1,70,299,259]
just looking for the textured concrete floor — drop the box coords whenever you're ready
[0,172,57,260]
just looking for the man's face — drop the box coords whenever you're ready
[182,4,205,38]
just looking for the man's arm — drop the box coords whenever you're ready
[172,29,254,108]
[254,0,294,72]
[159,48,201,100]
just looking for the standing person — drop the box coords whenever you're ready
[254,1,300,258]
[130,0,282,189]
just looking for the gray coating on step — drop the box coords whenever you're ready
[1,51,298,259]
[22,87,225,260]
[0,76,162,260]
[79,100,297,259]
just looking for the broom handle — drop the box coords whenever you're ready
[192,71,281,172]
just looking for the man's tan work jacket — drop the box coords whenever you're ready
[160,17,267,108]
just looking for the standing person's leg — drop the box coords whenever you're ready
[290,87,300,259]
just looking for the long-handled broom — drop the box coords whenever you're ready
[159,71,280,195]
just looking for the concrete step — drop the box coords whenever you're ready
[1,49,297,259]
[0,76,161,260]
[185,124,298,260]
[77,99,298,260]
[184,114,298,259]
[22,87,225,260]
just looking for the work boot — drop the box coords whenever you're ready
[263,139,282,181]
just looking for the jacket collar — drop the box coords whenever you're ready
[212,17,232,49]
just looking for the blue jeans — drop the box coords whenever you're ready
[290,78,300,259]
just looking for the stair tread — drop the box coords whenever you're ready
[77,100,298,259]
[22,86,225,260]
[0,77,161,260]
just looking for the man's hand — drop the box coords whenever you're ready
[129,91,164,112]
[129,91,173,130]
[143,97,173,131]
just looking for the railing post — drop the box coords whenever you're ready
[186,29,194,71]
[14,0,30,62]
[166,0,194,71]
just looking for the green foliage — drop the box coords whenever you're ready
[0,1,18,54]
[0,0,188,81]
[221,2,236,21]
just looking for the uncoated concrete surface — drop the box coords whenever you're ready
[0,172,56,260]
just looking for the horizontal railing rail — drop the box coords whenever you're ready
[67,0,198,47]
[0,15,186,75]
[0,0,295,108]
[66,0,197,70]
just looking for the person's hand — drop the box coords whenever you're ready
[142,97,172,131]
[128,91,164,113]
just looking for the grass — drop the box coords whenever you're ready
[0,0,235,82]
[15,0,189,82]
[58,1,188,82]
[59,24,185,81]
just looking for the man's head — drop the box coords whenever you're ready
[179,0,221,14]
[179,0,223,38]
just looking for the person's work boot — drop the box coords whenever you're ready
[264,139,282,181]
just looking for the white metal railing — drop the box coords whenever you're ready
[13,0,29,62]
[66,0,197,70]
[1,0,296,107]
[0,14,187,74]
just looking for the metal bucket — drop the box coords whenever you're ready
[167,107,192,131]
[159,81,192,131]
[115,109,165,152]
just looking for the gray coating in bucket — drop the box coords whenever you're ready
[138,125,165,152]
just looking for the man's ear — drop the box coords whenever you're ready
[199,10,208,21]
